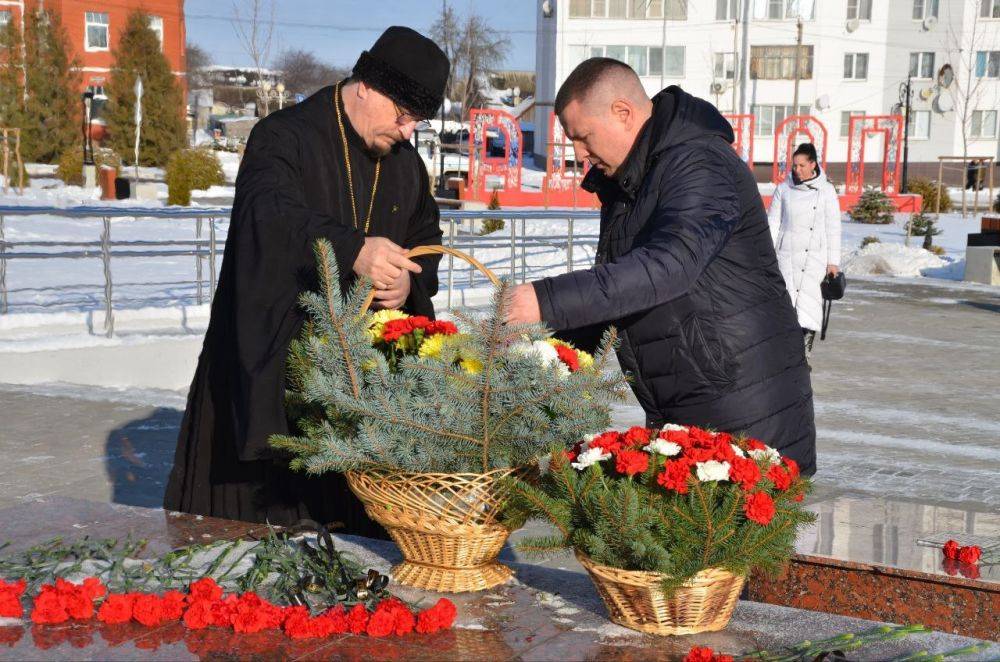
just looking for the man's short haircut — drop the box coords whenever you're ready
[554,57,643,116]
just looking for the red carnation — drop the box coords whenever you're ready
[683,646,734,662]
[416,598,457,634]
[52,579,94,621]
[553,344,581,372]
[783,457,800,479]
[81,578,107,601]
[622,426,652,447]
[30,588,69,624]
[0,579,25,619]
[657,458,693,494]
[381,319,414,342]
[182,599,215,629]
[588,431,625,455]
[347,603,369,634]
[744,492,776,525]
[942,540,960,560]
[210,594,239,628]
[563,448,577,463]
[687,427,716,445]
[318,605,350,635]
[712,439,738,463]
[160,591,187,621]
[686,446,717,463]
[282,606,315,639]
[426,320,458,336]
[365,608,395,638]
[729,457,762,491]
[131,594,165,627]
[615,449,650,476]
[958,545,982,565]
[767,464,793,491]
[96,593,134,624]
[186,578,223,605]
[746,438,766,451]
[660,429,692,448]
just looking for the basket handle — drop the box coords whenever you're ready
[361,245,500,311]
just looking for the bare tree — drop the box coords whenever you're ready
[232,0,275,115]
[942,0,1000,213]
[431,4,510,121]
[186,43,212,89]
[274,49,347,98]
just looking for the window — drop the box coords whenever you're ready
[909,52,935,78]
[750,45,814,80]
[751,104,810,135]
[85,12,109,51]
[843,53,869,79]
[847,0,872,20]
[840,110,864,138]
[0,10,10,28]
[589,45,679,76]
[714,52,737,79]
[148,16,164,49]
[912,0,939,20]
[972,110,998,138]
[981,0,1000,18]
[975,51,1000,78]
[717,0,738,19]
[752,0,815,20]
[572,0,684,18]
[907,110,930,139]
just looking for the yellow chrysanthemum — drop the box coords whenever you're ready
[544,338,572,349]
[577,350,595,370]
[418,333,446,359]
[460,357,483,374]
[367,309,409,342]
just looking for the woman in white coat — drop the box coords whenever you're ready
[767,143,841,357]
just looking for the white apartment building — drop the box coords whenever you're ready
[533,0,1000,175]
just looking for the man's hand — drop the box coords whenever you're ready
[352,237,423,290]
[505,283,542,324]
[371,268,411,310]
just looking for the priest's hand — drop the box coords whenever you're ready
[353,237,423,290]
[505,283,542,324]
[371,269,411,310]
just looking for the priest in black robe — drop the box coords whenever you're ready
[164,27,450,535]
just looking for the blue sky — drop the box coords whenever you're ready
[184,0,538,71]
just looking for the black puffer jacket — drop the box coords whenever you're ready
[533,86,816,474]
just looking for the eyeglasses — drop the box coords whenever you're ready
[390,98,421,125]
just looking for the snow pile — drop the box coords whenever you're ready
[841,242,948,278]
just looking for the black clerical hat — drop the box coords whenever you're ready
[352,26,450,120]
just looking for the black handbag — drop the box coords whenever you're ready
[820,272,846,340]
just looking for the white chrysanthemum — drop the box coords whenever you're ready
[748,447,781,465]
[661,423,688,432]
[644,439,682,457]
[695,460,731,482]
[730,444,747,458]
[511,340,567,376]
[571,447,612,471]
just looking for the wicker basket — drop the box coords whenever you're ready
[576,552,745,635]
[346,468,517,593]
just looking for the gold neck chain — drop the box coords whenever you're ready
[334,82,381,234]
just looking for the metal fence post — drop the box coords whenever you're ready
[101,216,114,338]
[447,219,455,311]
[568,217,575,273]
[0,214,7,314]
[520,217,527,283]
[209,217,217,302]
[510,216,517,282]
[195,217,203,305]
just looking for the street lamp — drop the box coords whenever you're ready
[258,80,287,115]
[81,89,95,165]
[898,75,913,194]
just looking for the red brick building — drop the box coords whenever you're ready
[0,0,186,95]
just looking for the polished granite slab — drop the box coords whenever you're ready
[0,497,997,660]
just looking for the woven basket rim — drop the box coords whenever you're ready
[575,551,744,585]
[346,466,521,481]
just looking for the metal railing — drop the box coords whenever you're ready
[0,205,600,337]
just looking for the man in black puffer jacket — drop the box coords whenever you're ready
[507,58,816,474]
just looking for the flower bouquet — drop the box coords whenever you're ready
[271,242,626,592]
[504,424,815,634]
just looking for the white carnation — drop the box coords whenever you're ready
[511,340,569,376]
[571,447,612,470]
[643,439,682,457]
[748,447,781,465]
[661,423,688,432]
[730,444,746,458]
[695,460,731,482]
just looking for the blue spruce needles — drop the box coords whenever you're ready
[270,239,628,474]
